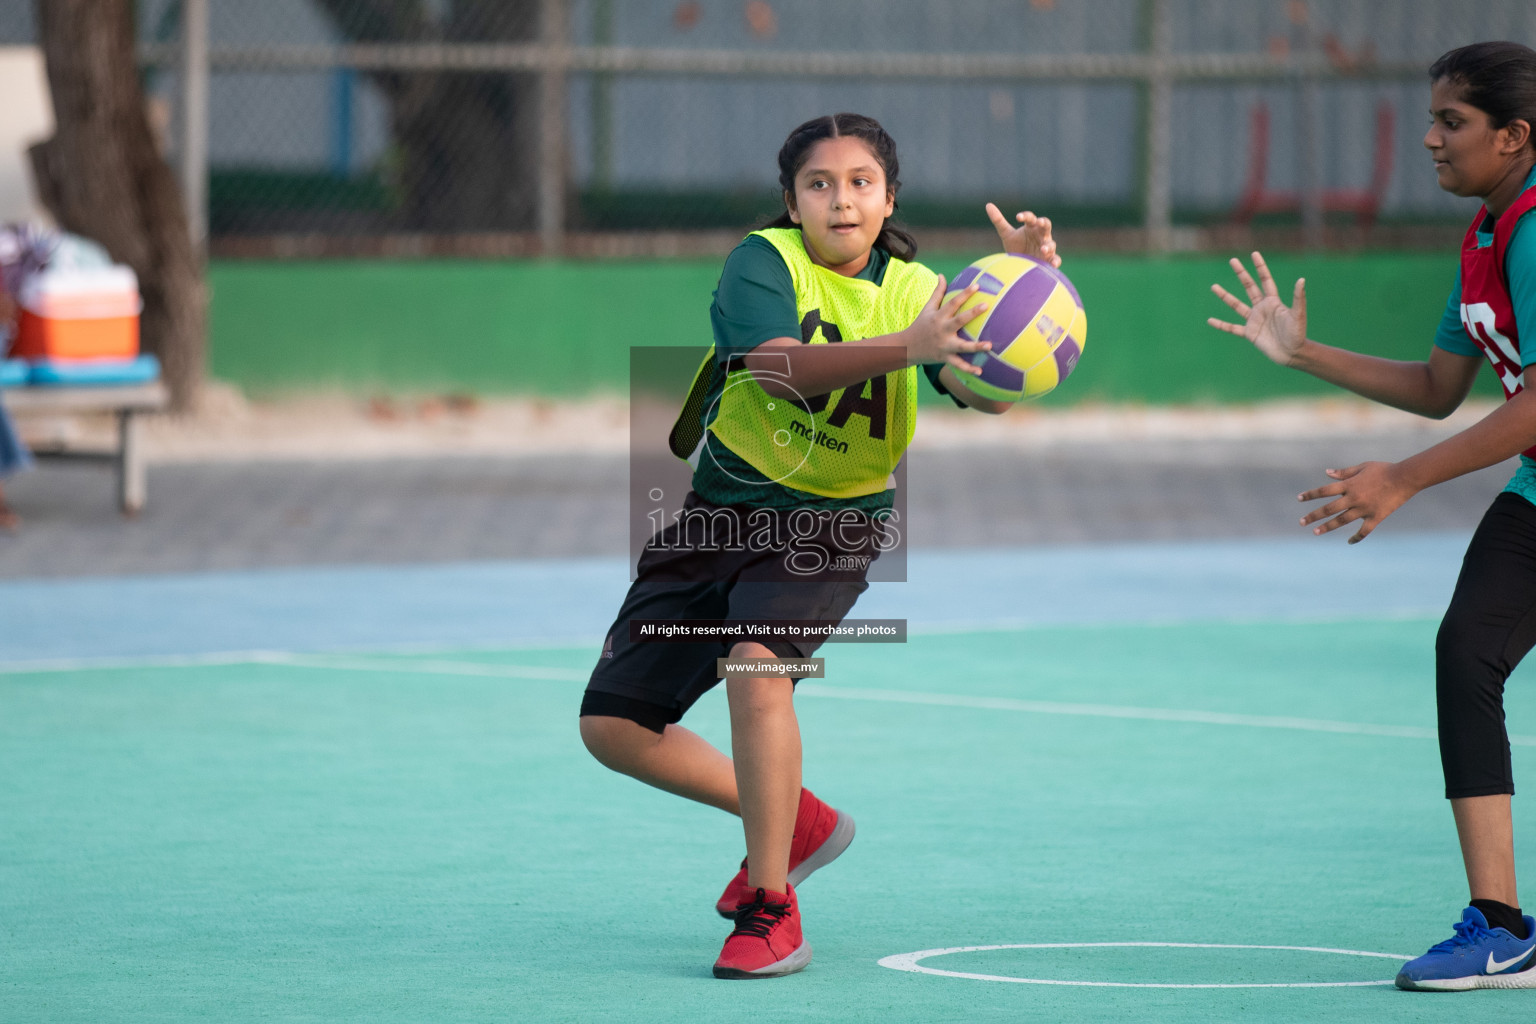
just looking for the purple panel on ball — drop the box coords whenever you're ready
[978,270,1056,349]
[949,265,981,292]
[973,272,1006,296]
[1053,335,1082,379]
[978,353,1025,392]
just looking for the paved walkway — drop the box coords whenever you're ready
[0,430,1512,579]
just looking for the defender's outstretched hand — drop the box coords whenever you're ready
[986,203,1061,267]
[1298,461,1419,544]
[1208,252,1307,367]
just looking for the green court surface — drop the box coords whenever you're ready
[3,618,1527,1022]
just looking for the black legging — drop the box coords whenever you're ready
[1438,491,1536,798]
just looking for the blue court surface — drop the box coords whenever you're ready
[4,531,1532,1022]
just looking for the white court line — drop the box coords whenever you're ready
[9,651,1536,749]
[0,649,297,675]
[795,682,1536,747]
[0,641,600,676]
[262,652,588,681]
[877,942,1416,989]
[0,610,1449,677]
[0,650,587,682]
[907,606,1441,637]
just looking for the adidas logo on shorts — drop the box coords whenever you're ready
[601,634,614,659]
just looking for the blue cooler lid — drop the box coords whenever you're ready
[26,354,161,386]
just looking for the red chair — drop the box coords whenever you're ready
[1232,100,1395,228]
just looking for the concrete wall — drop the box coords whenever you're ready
[0,47,53,225]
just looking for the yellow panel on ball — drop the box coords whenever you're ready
[951,290,991,330]
[996,327,1051,373]
[1022,356,1061,398]
[1020,288,1086,399]
[1033,287,1083,351]
[977,252,1034,289]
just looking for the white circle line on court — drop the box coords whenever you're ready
[876,942,1418,989]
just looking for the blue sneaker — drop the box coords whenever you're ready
[1396,907,1536,991]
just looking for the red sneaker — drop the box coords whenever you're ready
[713,787,855,918]
[713,886,810,979]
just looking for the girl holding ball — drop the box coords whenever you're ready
[580,112,1058,979]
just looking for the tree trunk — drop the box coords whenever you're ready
[28,0,205,410]
[315,0,542,230]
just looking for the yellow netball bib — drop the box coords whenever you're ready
[670,228,936,500]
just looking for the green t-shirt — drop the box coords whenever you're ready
[691,232,958,511]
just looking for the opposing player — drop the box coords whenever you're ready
[1208,42,1536,991]
[579,112,1058,978]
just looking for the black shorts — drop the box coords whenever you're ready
[581,492,882,733]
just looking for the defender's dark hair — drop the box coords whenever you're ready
[1430,41,1536,152]
[761,112,918,261]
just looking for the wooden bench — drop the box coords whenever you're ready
[2,381,170,515]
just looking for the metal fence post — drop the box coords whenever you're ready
[1298,71,1324,249]
[591,0,614,189]
[539,0,569,257]
[1143,0,1173,253]
[179,0,209,257]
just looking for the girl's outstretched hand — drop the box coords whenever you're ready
[1298,461,1418,544]
[986,202,1061,267]
[907,276,991,374]
[1208,251,1307,367]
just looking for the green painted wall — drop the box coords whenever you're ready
[208,252,1486,404]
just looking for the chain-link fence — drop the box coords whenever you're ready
[5,0,1536,252]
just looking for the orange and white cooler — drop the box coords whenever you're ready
[12,265,141,361]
